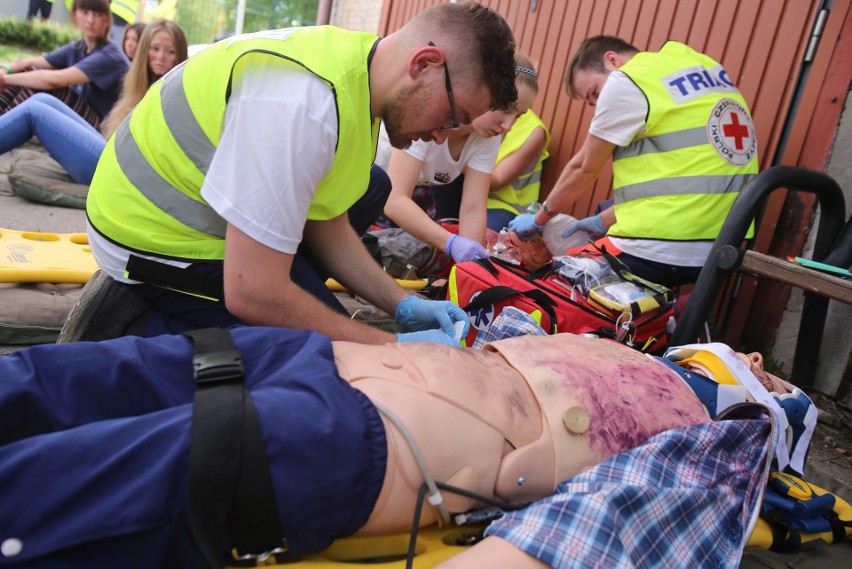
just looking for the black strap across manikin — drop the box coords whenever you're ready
[184,328,287,567]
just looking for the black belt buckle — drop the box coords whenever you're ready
[230,540,289,566]
[193,350,245,385]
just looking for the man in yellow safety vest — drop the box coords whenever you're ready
[83,1,518,346]
[510,36,758,287]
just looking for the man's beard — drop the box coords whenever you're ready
[382,82,431,149]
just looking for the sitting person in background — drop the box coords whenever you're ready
[122,22,147,61]
[509,36,758,287]
[109,0,147,44]
[0,19,187,185]
[383,52,539,264]
[486,56,550,232]
[0,0,130,129]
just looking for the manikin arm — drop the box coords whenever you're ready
[436,536,550,569]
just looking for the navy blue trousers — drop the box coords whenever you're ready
[0,327,386,567]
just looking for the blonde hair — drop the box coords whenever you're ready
[101,20,188,137]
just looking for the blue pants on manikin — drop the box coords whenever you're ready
[0,327,387,567]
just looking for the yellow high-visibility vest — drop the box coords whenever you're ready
[88,27,380,261]
[487,110,550,215]
[111,0,140,24]
[609,41,758,241]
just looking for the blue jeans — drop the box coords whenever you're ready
[0,92,105,184]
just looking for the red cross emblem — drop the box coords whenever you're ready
[722,112,750,150]
[707,98,756,166]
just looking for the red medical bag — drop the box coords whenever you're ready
[447,256,674,353]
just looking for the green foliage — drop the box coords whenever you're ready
[237,0,320,31]
[175,0,320,46]
[0,17,79,53]
[0,44,40,62]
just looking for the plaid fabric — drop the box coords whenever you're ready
[472,305,547,348]
[486,408,773,568]
[0,72,101,129]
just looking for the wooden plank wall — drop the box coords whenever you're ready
[379,0,849,349]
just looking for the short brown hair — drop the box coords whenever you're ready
[410,1,518,111]
[565,35,639,98]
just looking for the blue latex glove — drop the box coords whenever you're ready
[507,213,545,241]
[446,234,488,263]
[394,295,471,338]
[563,214,608,240]
[397,330,461,347]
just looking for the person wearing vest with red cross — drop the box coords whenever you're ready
[509,36,759,287]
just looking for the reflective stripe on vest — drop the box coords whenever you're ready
[609,41,758,241]
[614,173,757,204]
[159,66,217,176]
[487,110,550,214]
[113,119,226,238]
[614,127,706,160]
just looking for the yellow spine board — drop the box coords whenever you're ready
[233,524,485,568]
[747,482,852,549]
[0,228,99,284]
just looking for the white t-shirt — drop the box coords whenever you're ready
[594,71,712,267]
[89,63,339,282]
[405,133,500,186]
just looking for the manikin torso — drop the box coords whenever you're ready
[332,333,709,534]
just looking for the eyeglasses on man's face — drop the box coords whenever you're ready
[429,41,461,131]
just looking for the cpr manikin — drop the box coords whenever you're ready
[1,329,753,567]
[333,333,710,535]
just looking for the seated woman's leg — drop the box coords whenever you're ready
[0,82,101,128]
[0,93,105,184]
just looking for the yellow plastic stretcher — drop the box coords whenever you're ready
[326,278,428,291]
[235,480,852,568]
[0,227,429,291]
[0,228,99,284]
[236,524,485,568]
